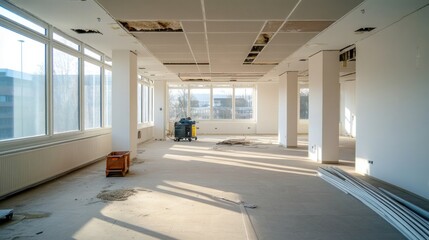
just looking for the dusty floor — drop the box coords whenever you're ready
[0,135,405,240]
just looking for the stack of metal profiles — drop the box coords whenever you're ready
[318,167,429,240]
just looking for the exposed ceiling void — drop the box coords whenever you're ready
[281,21,335,32]
[71,29,102,34]
[354,27,376,33]
[119,21,183,32]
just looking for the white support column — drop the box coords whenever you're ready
[308,51,340,163]
[286,72,298,147]
[154,80,166,140]
[278,72,298,147]
[278,75,286,146]
[112,50,137,159]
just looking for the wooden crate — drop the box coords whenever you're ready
[106,151,130,177]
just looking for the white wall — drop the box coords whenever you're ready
[356,5,429,199]
[257,82,278,134]
[137,126,153,144]
[340,80,356,137]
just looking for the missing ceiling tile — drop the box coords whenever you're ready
[354,27,375,33]
[251,45,265,52]
[71,29,102,34]
[247,53,258,59]
[119,21,183,32]
[281,21,334,33]
[255,33,273,44]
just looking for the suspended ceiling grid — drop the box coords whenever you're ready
[96,0,364,82]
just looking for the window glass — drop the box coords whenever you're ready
[190,87,210,120]
[213,87,232,119]
[235,87,253,119]
[143,85,149,123]
[149,86,154,122]
[84,48,101,61]
[300,88,309,119]
[137,83,142,123]
[53,33,79,51]
[0,26,46,140]
[104,69,112,127]
[53,48,79,133]
[0,6,45,34]
[84,61,101,129]
[169,87,188,121]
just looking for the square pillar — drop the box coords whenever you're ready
[154,80,166,140]
[308,51,340,163]
[112,50,137,159]
[278,71,298,147]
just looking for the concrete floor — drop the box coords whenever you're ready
[0,135,405,240]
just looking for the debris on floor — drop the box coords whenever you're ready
[18,211,51,219]
[216,138,251,146]
[96,189,137,201]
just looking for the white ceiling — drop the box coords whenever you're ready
[8,0,429,82]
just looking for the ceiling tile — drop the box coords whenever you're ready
[260,44,301,54]
[208,44,251,54]
[268,33,317,45]
[204,0,300,20]
[207,33,258,45]
[281,21,335,33]
[134,32,188,45]
[290,0,364,20]
[144,45,191,54]
[182,21,205,32]
[97,0,203,20]
[206,21,265,32]
[166,65,200,73]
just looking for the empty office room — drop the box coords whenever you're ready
[0,0,428,239]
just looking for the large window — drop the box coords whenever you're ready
[169,86,188,121]
[168,84,255,121]
[299,87,309,119]
[0,26,46,140]
[235,87,253,119]
[213,87,232,119]
[0,2,113,145]
[84,61,101,129]
[104,69,112,127]
[53,48,79,133]
[137,83,142,123]
[137,80,154,125]
[190,86,210,120]
[143,85,149,123]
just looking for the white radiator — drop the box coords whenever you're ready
[0,134,112,198]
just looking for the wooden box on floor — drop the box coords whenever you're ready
[106,151,130,177]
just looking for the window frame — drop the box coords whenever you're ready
[167,83,256,122]
[0,1,113,153]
